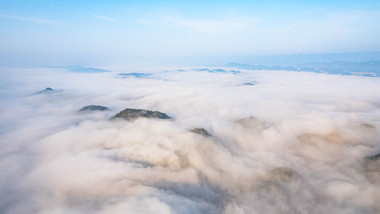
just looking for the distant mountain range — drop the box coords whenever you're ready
[118,73,153,78]
[193,68,240,74]
[224,60,380,77]
[47,65,110,73]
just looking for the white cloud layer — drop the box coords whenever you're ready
[0,67,379,213]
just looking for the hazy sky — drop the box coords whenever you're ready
[1,0,380,66]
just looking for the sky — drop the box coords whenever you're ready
[1,0,380,66]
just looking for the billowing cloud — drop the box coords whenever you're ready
[0,67,379,213]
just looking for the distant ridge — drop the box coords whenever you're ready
[118,73,152,78]
[224,60,380,77]
[47,65,110,73]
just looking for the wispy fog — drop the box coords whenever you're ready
[0,67,379,214]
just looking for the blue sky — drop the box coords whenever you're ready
[1,0,380,66]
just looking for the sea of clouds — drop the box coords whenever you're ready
[0,66,379,214]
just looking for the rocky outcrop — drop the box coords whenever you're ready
[367,153,380,161]
[110,108,171,121]
[236,117,266,132]
[190,128,211,137]
[267,167,300,183]
[38,87,55,94]
[242,82,256,86]
[79,105,110,112]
